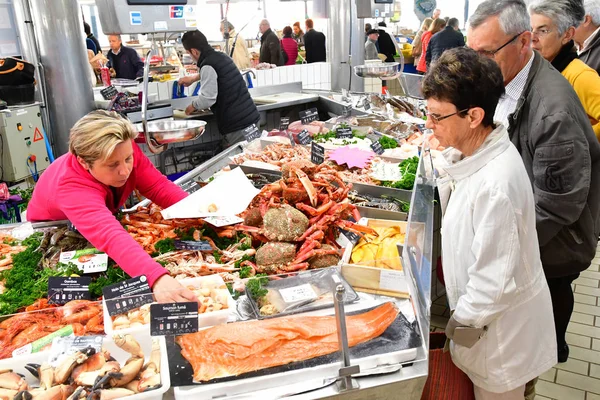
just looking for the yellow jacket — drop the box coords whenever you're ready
[562,59,600,140]
[227,30,251,71]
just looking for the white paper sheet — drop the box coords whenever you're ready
[161,168,260,219]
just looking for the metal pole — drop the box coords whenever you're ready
[29,0,95,157]
[333,284,360,392]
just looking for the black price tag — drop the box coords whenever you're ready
[279,117,290,131]
[173,240,213,251]
[342,104,353,117]
[336,127,353,139]
[371,141,385,155]
[100,85,118,100]
[48,277,91,305]
[150,302,199,336]
[297,129,312,145]
[102,276,153,316]
[363,98,371,111]
[340,217,361,245]
[243,124,261,142]
[311,142,325,164]
[300,108,319,124]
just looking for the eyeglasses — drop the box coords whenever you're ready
[426,108,469,124]
[531,27,552,37]
[472,31,525,58]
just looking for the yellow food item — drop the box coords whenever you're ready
[351,226,405,270]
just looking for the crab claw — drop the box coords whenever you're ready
[14,390,32,400]
[291,167,318,207]
[67,386,87,400]
[0,371,28,391]
[24,364,41,379]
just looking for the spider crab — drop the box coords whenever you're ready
[232,162,377,274]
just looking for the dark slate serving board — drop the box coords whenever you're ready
[166,304,422,387]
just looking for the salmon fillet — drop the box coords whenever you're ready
[176,302,399,382]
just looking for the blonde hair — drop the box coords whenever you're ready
[429,18,447,34]
[69,110,137,166]
[421,18,433,31]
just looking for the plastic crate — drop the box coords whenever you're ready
[0,202,26,225]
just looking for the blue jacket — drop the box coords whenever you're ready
[107,45,144,80]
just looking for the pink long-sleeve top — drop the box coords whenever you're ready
[27,142,188,287]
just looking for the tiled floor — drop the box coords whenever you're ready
[430,247,600,400]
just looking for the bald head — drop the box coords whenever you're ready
[259,19,270,34]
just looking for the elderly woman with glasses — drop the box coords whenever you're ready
[426,47,556,400]
[529,0,600,140]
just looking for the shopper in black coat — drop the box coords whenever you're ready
[304,19,327,63]
[258,19,282,66]
[377,22,397,62]
[426,18,465,66]
[106,35,144,80]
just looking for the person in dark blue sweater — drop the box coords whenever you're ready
[106,35,144,80]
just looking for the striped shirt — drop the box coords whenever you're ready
[494,53,535,128]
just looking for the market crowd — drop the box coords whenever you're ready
[420,0,600,399]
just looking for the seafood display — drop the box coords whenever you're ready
[232,162,376,274]
[351,223,406,270]
[0,334,162,399]
[0,236,26,272]
[175,302,399,382]
[186,280,230,314]
[121,205,204,254]
[348,191,410,213]
[0,300,104,360]
[231,143,311,169]
[112,304,151,331]
[36,227,92,269]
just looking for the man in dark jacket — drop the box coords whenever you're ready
[106,35,143,80]
[258,19,282,66]
[426,18,465,65]
[84,22,101,55]
[469,0,600,365]
[304,19,327,63]
[178,30,260,146]
[574,0,600,73]
[376,22,397,62]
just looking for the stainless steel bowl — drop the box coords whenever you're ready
[354,63,401,79]
[135,120,206,145]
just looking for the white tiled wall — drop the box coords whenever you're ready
[364,77,383,94]
[253,63,332,90]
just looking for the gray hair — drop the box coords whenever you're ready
[584,0,600,25]
[469,0,530,35]
[221,20,235,31]
[528,0,585,35]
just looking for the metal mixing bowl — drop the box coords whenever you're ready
[135,120,206,145]
[353,63,401,79]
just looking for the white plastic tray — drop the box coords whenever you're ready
[0,333,170,400]
[103,275,234,335]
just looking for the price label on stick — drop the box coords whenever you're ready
[297,129,312,145]
[243,124,261,142]
[173,240,214,251]
[279,117,290,131]
[363,98,371,111]
[311,142,325,165]
[371,141,385,155]
[102,276,154,316]
[100,85,118,100]
[300,108,319,124]
[336,127,353,139]
[150,302,199,336]
[48,277,91,305]
[342,104,353,117]
[339,217,361,245]
[48,335,103,367]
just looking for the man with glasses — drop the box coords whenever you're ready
[467,0,600,369]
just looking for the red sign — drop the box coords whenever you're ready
[33,127,44,142]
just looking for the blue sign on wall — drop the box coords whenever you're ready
[130,11,142,26]
[170,6,184,19]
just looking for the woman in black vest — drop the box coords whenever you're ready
[178,30,260,146]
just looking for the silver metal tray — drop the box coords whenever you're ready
[135,120,206,145]
[354,63,400,79]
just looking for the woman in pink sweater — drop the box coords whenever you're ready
[27,110,197,303]
[281,26,299,66]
